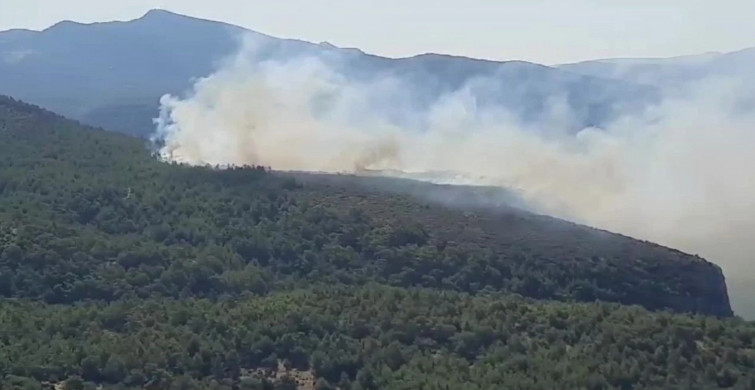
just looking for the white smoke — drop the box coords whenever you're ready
[154,36,755,318]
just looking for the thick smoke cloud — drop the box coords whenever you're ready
[154,36,755,318]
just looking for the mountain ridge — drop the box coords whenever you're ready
[0,9,659,137]
[8,9,753,65]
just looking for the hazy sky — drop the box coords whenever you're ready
[2,0,754,64]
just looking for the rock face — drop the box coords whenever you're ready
[673,261,733,317]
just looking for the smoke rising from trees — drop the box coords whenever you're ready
[154,36,755,317]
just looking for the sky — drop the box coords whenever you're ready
[1,0,754,64]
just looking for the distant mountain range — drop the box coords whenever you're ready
[0,10,641,137]
[0,10,245,136]
[0,9,753,137]
[559,48,755,87]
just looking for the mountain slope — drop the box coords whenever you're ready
[1,96,752,389]
[0,95,733,315]
[0,10,656,137]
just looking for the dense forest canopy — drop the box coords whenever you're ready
[2,286,754,390]
[0,95,752,389]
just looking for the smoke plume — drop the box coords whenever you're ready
[153,36,755,318]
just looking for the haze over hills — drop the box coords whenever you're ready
[560,47,755,89]
[1,9,753,139]
[0,9,661,137]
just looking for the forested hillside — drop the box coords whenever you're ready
[2,286,754,390]
[0,96,752,389]
[0,96,731,315]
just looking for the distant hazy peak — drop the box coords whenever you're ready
[138,8,208,23]
[25,8,244,36]
[560,51,728,68]
[141,8,177,18]
[318,41,338,49]
[136,8,249,31]
[0,29,37,41]
[43,20,86,32]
